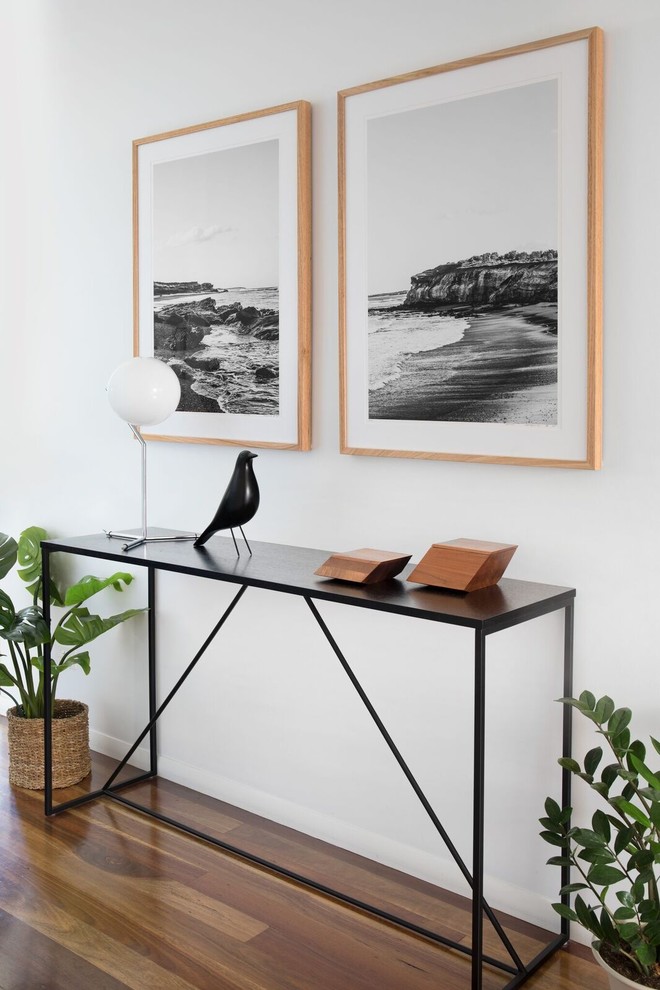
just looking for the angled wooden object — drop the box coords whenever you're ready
[314,548,412,584]
[407,539,517,592]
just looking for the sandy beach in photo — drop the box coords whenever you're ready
[368,304,558,424]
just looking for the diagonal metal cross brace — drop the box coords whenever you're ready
[304,595,525,974]
[102,583,248,791]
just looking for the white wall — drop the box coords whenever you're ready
[2,0,660,937]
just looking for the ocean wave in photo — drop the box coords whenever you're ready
[368,293,468,391]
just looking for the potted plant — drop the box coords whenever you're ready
[541,691,660,988]
[0,526,145,788]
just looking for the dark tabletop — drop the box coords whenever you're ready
[42,531,575,632]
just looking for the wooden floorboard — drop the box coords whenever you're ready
[0,718,606,989]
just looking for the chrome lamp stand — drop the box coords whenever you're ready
[105,425,198,552]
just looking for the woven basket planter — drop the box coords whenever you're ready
[7,699,91,789]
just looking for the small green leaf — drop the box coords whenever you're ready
[592,810,611,843]
[618,922,641,942]
[595,696,615,723]
[579,690,596,710]
[629,849,655,871]
[573,828,606,849]
[612,729,631,755]
[575,895,600,935]
[587,864,626,886]
[617,891,635,908]
[584,747,603,776]
[578,847,615,865]
[557,696,586,710]
[599,909,617,942]
[558,757,581,773]
[623,781,637,802]
[540,830,566,847]
[636,943,657,966]
[651,737,660,757]
[632,880,646,903]
[0,664,16,686]
[560,883,588,894]
[545,797,562,822]
[628,739,646,763]
[547,856,571,867]
[613,907,636,921]
[602,764,619,787]
[608,708,632,738]
[614,826,637,855]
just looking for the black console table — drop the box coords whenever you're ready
[41,531,575,990]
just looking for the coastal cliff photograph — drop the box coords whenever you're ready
[366,78,559,425]
[151,138,280,415]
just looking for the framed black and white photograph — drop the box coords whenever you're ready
[134,101,311,449]
[339,29,602,468]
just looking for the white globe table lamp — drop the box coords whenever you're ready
[106,357,197,551]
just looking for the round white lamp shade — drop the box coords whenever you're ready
[107,357,181,426]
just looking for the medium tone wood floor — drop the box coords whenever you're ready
[0,719,605,990]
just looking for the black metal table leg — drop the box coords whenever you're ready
[43,546,53,816]
[472,629,487,990]
[148,565,158,774]
[560,601,575,936]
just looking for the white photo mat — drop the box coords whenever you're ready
[134,102,311,449]
[339,30,602,468]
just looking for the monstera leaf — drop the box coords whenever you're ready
[54,607,145,648]
[0,604,50,648]
[17,527,47,584]
[0,590,15,633]
[0,533,18,580]
[64,572,134,606]
[31,651,91,676]
[16,526,63,605]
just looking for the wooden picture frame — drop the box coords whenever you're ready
[134,101,311,449]
[339,29,603,468]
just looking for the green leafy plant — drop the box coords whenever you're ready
[0,527,145,718]
[541,691,660,985]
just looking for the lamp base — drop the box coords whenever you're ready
[104,529,199,552]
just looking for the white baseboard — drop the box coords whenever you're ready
[90,728,564,934]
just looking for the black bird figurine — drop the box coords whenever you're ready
[194,450,260,555]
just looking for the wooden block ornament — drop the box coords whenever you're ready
[314,548,412,585]
[407,539,517,592]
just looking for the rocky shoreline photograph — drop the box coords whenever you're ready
[368,250,558,424]
[364,76,559,427]
[150,135,280,416]
[153,286,279,414]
